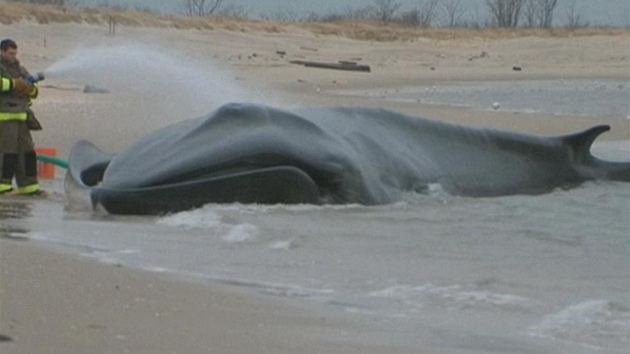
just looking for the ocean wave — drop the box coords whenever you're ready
[222,223,258,243]
[528,299,630,351]
[157,208,258,244]
[369,283,530,312]
[157,208,223,229]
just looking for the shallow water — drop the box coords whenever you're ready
[2,141,628,354]
[335,79,630,118]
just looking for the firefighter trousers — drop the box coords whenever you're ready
[0,120,39,193]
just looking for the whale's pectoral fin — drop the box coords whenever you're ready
[67,140,114,187]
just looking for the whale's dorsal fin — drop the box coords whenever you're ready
[561,124,630,182]
[562,125,610,165]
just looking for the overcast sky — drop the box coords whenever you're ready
[86,0,630,27]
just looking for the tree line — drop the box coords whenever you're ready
[5,0,80,6]
[3,0,618,29]
[307,0,582,29]
[180,0,607,29]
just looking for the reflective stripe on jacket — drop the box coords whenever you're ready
[0,112,27,121]
[0,76,12,92]
[0,57,35,121]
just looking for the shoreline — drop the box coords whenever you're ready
[0,240,430,354]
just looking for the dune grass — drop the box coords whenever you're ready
[0,2,627,41]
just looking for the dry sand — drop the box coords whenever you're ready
[0,19,629,354]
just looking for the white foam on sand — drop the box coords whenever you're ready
[157,207,258,244]
[527,299,630,351]
[369,283,530,312]
[268,239,298,250]
[222,224,259,243]
[157,209,223,230]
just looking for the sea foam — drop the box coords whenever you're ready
[528,299,630,350]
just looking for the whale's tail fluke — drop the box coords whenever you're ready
[563,125,630,181]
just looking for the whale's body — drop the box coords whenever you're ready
[66,103,630,214]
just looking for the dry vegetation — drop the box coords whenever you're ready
[301,20,629,41]
[0,1,627,41]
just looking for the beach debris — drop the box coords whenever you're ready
[41,84,80,91]
[275,50,286,57]
[83,84,110,94]
[492,102,501,110]
[469,51,489,61]
[299,46,318,52]
[290,60,371,73]
[513,66,523,71]
[297,79,308,83]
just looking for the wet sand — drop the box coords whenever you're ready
[1,241,430,354]
[0,21,628,354]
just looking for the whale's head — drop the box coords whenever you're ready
[69,103,371,214]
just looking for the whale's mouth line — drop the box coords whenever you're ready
[89,165,323,215]
[152,163,311,188]
[100,165,310,192]
[139,153,345,197]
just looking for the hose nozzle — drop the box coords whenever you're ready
[26,72,45,84]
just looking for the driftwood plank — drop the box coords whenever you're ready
[290,60,371,73]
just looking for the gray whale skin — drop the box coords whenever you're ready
[65,103,630,215]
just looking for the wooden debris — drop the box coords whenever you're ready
[83,84,110,94]
[40,84,80,91]
[290,60,371,73]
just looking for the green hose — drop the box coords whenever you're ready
[36,154,69,169]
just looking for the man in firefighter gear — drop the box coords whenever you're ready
[0,39,43,196]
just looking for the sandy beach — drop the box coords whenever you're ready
[1,241,430,354]
[0,12,629,354]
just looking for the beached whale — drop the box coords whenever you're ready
[66,103,630,215]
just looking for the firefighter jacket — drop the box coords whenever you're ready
[0,57,38,121]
